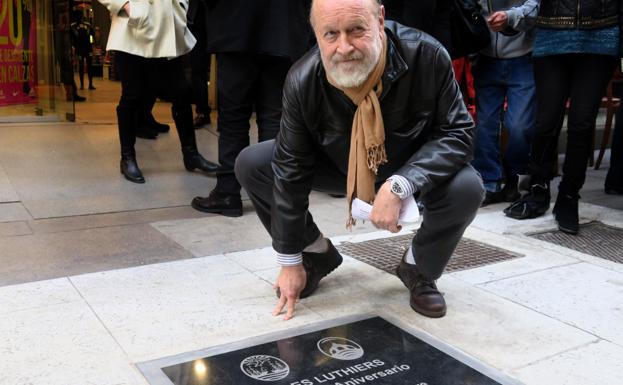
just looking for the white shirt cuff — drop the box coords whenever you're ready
[276,252,303,266]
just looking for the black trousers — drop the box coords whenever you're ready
[529,54,617,195]
[215,52,292,196]
[77,52,94,88]
[115,51,198,156]
[605,80,623,189]
[235,140,484,280]
[189,3,211,116]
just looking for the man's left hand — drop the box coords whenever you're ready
[370,182,402,233]
[487,11,509,32]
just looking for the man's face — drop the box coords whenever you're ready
[311,0,385,88]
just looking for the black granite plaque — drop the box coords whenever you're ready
[158,317,503,385]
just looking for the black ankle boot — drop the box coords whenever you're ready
[182,147,219,173]
[120,156,145,183]
[191,189,243,217]
[553,193,579,234]
[504,182,550,219]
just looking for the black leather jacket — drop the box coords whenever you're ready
[270,22,475,254]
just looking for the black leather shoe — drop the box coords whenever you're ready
[553,193,579,235]
[194,113,211,129]
[120,158,145,184]
[504,183,550,219]
[150,121,170,133]
[72,93,86,102]
[182,149,219,173]
[88,85,96,90]
[136,127,158,140]
[191,189,242,217]
[276,239,343,299]
[395,259,446,318]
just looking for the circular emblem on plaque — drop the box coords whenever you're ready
[240,355,290,381]
[317,337,364,360]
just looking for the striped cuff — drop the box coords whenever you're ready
[388,175,416,199]
[276,252,303,266]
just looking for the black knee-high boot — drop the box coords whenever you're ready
[172,104,219,173]
[116,106,145,183]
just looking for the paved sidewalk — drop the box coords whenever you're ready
[2,200,622,385]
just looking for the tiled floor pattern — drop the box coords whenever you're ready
[2,202,623,385]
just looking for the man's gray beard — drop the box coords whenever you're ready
[328,64,372,88]
[324,37,383,88]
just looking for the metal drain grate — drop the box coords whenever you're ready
[529,221,623,264]
[337,233,523,275]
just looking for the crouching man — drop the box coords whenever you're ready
[235,0,484,320]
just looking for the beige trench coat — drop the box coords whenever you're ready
[98,0,196,58]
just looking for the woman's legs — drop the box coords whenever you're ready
[559,55,617,196]
[552,54,616,233]
[505,54,617,232]
[115,52,152,183]
[158,57,219,173]
[504,55,571,219]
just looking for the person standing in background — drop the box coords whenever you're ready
[191,0,313,217]
[71,10,97,90]
[53,1,86,102]
[383,0,453,55]
[471,0,540,206]
[505,0,621,234]
[98,0,219,183]
[187,0,212,129]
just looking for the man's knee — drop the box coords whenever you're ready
[443,165,485,214]
[235,140,274,189]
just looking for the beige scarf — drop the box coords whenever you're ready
[327,38,388,228]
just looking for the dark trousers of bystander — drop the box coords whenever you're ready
[529,54,617,196]
[235,140,484,281]
[214,53,292,196]
[189,1,211,117]
[114,51,200,157]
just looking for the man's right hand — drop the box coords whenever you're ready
[273,265,307,321]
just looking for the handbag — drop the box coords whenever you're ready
[449,0,491,59]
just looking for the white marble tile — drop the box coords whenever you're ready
[470,210,558,235]
[452,227,581,285]
[0,165,19,203]
[381,276,597,371]
[225,246,278,272]
[479,263,623,345]
[256,256,596,372]
[0,202,32,223]
[152,212,272,257]
[513,340,623,385]
[0,278,82,315]
[146,253,246,277]
[299,257,403,317]
[0,302,149,385]
[70,260,323,362]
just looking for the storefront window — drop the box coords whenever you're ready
[0,0,75,123]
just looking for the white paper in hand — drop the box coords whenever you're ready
[351,195,420,224]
